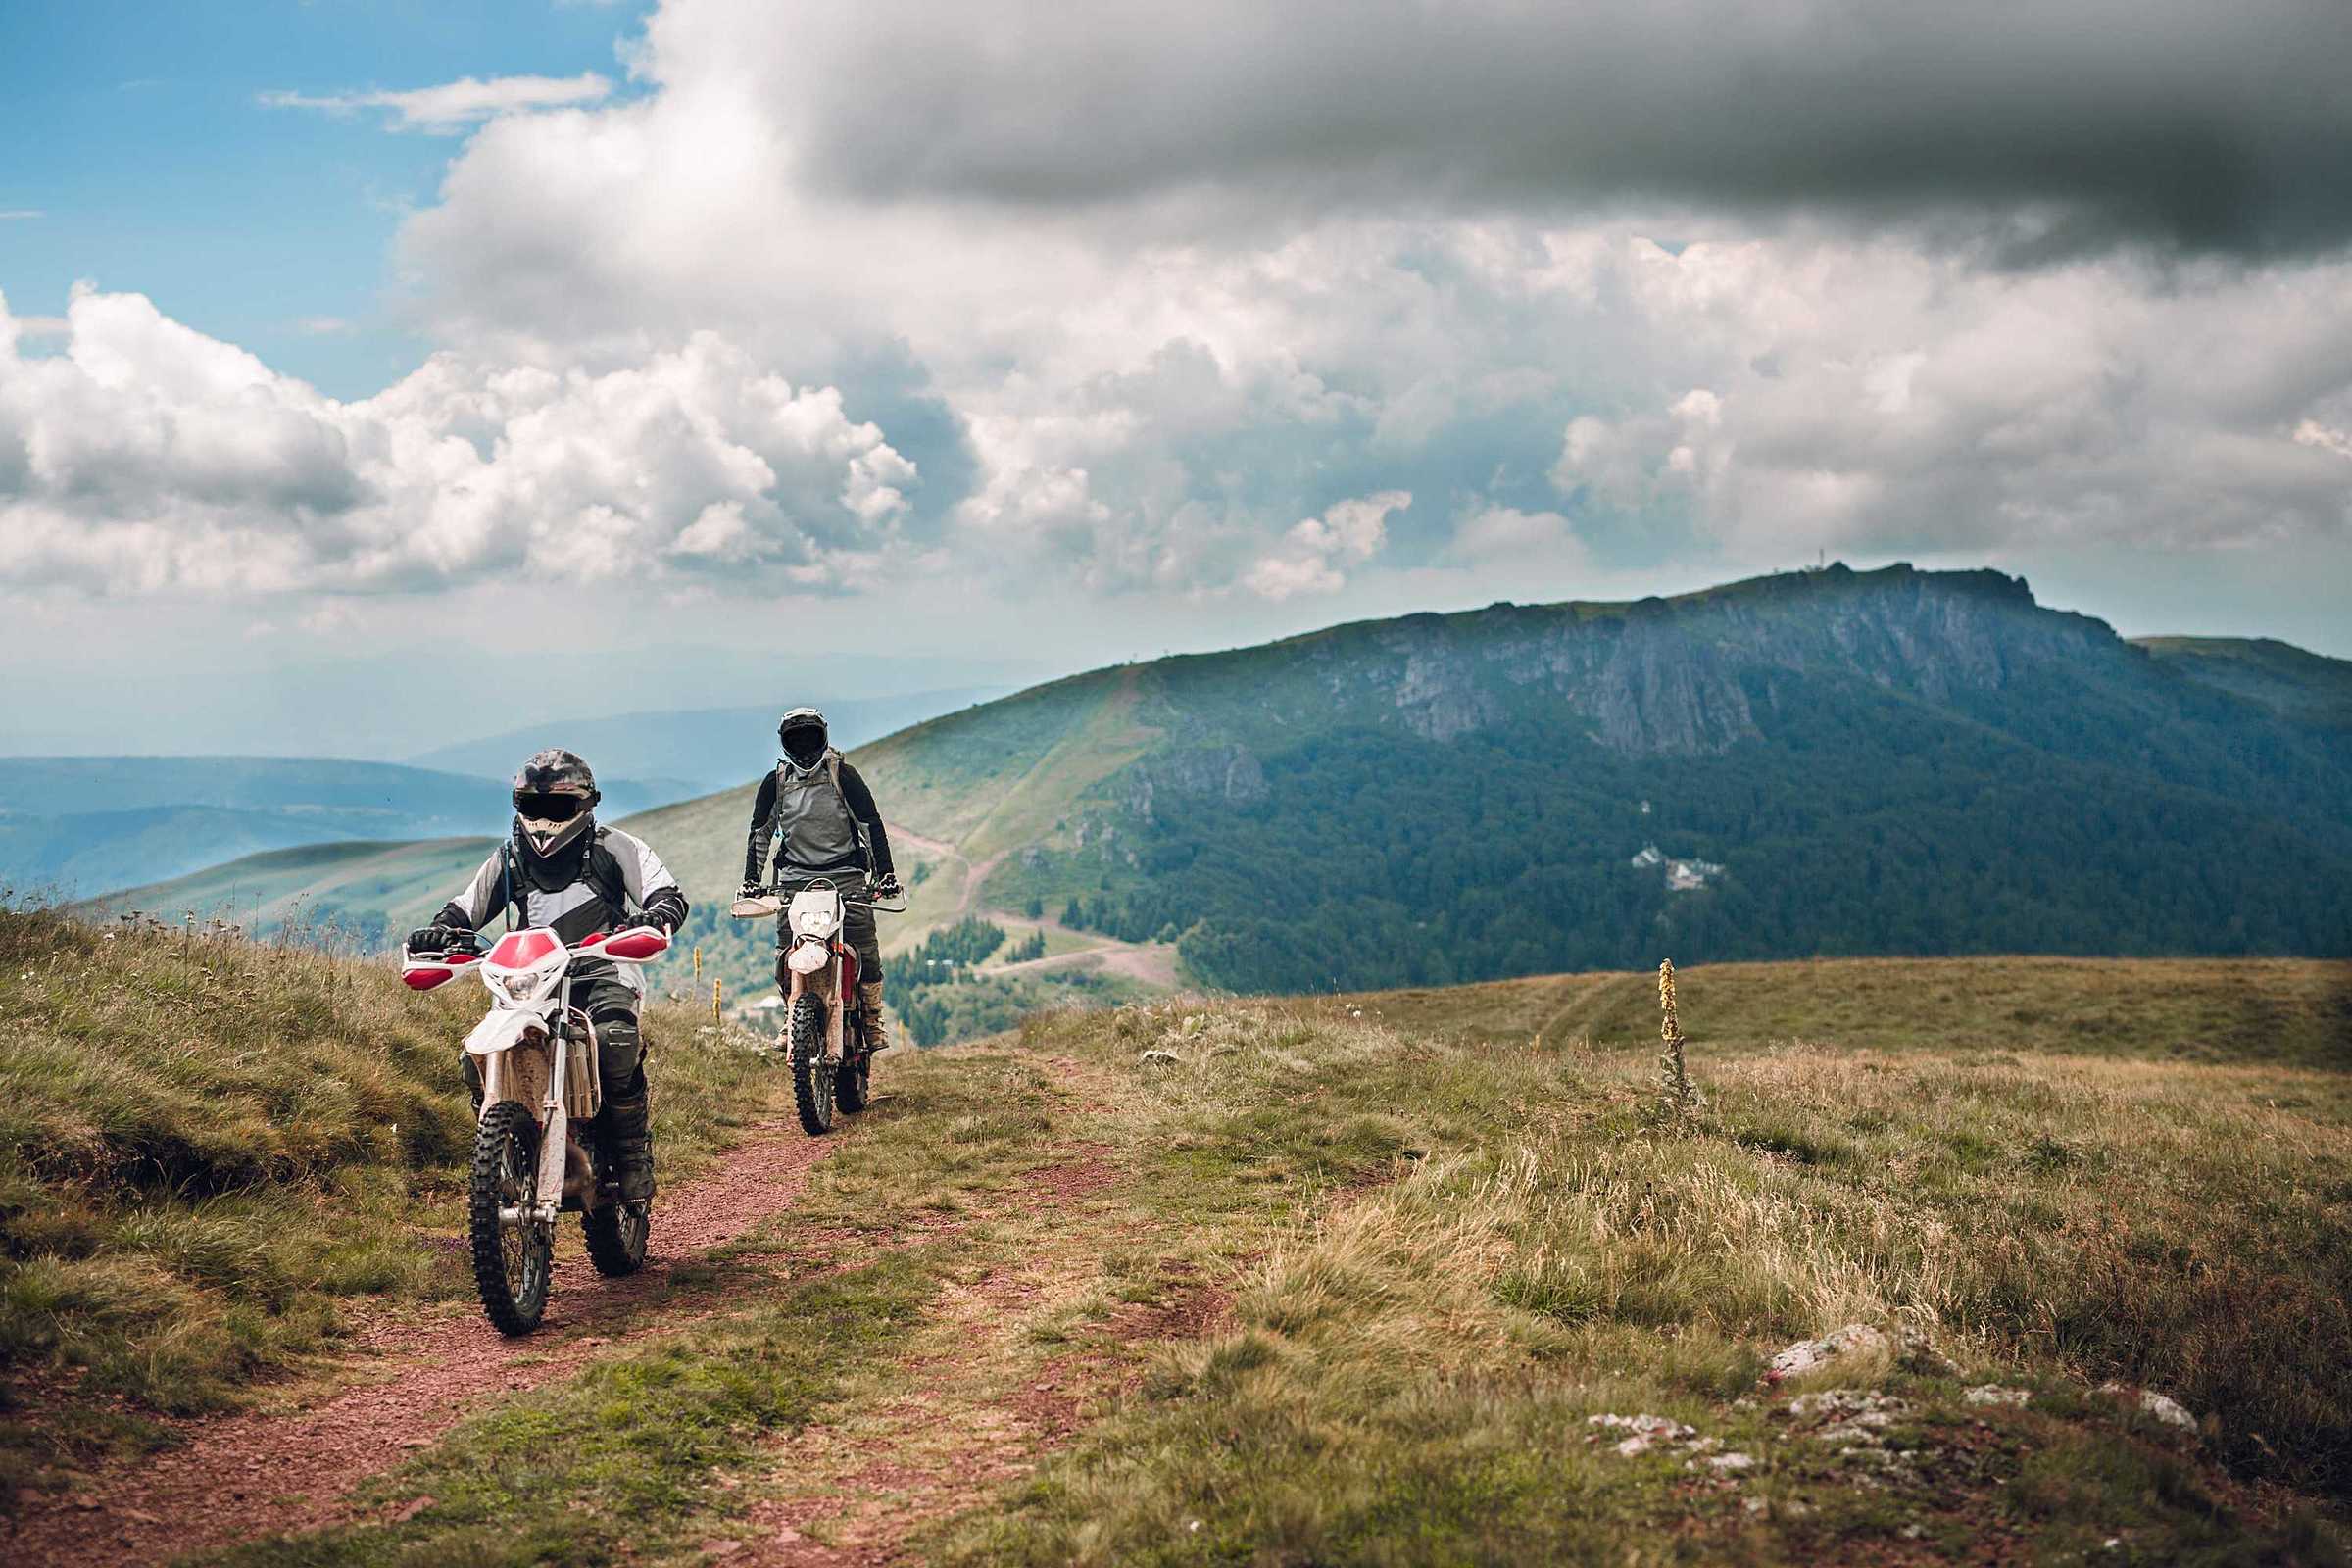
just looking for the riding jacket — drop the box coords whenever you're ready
[435,822,689,994]
[742,749,896,885]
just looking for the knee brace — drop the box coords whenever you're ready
[593,1008,644,1096]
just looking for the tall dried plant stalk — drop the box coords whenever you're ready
[1657,958,1704,1121]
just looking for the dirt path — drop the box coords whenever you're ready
[884,828,997,922]
[9,1122,837,1568]
[986,933,1181,990]
[710,1055,1214,1567]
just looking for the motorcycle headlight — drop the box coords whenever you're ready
[494,969,546,1003]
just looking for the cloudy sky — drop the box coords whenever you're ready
[4,0,2349,756]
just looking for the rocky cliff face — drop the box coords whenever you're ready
[1152,564,2119,759]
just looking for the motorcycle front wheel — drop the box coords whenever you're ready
[790,993,836,1135]
[469,1100,553,1335]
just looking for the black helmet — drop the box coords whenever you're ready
[777,707,829,773]
[511,748,600,858]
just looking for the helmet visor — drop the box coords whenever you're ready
[514,791,588,822]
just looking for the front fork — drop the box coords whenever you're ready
[784,944,849,1062]
[476,984,590,1226]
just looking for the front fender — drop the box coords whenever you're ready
[466,1008,551,1057]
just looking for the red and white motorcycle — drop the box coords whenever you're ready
[401,922,670,1335]
[730,878,905,1136]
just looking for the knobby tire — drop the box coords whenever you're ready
[791,992,836,1135]
[469,1100,552,1335]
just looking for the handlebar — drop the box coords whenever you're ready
[732,880,908,917]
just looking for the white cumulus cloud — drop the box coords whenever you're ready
[1246,490,1409,599]
[0,286,915,597]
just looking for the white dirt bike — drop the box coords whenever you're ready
[401,922,671,1335]
[729,878,905,1136]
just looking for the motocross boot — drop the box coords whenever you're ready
[606,1091,656,1202]
[858,982,892,1052]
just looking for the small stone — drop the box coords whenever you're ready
[1965,1384,2032,1407]
[1707,1451,1756,1472]
[390,1495,434,1523]
[702,1541,744,1559]
[2098,1383,2198,1431]
[1139,1049,1181,1065]
[1766,1323,1888,1384]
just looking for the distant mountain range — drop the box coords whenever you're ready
[0,759,681,899]
[404,688,1009,795]
[6,688,1004,901]
[83,564,2352,1014]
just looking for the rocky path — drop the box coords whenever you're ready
[8,1121,836,1568]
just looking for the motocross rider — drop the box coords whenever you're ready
[739,708,901,1051]
[408,749,687,1202]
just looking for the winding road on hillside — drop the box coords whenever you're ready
[887,825,1180,990]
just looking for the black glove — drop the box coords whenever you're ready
[871,872,903,901]
[641,888,689,935]
[737,880,761,899]
[406,924,461,954]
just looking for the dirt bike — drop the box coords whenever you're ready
[729,877,905,1136]
[400,922,671,1334]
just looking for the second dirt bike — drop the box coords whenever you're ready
[730,877,904,1135]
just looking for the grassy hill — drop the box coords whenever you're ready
[0,905,783,1505]
[72,836,499,951]
[4,928,2347,1562]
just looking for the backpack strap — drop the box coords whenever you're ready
[585,826,630,921]
[498,840,526,931]
[825,751,875,874]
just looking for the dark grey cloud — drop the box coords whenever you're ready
[756,0,2352,257]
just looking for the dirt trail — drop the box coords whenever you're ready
[884,829,998,923]
[9,1121,836,1568]
[714,1055,1204,1567]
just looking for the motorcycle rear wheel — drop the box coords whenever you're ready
[582,1198,650,1276]
[469,1100,553,1335]
[790,993,836,1135]
[836,1048,873,1113]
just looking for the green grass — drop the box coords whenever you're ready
[1338,955,2352,1067]
[933,994,2352,1566]
[0,906,780,1503]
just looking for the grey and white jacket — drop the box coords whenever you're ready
[435,822,689,994]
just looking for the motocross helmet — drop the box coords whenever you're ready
[511,748,600,858]
[777,707,829,774]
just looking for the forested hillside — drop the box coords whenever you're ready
[878,564,2352,996]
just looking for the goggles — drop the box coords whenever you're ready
[514,791,589,822]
